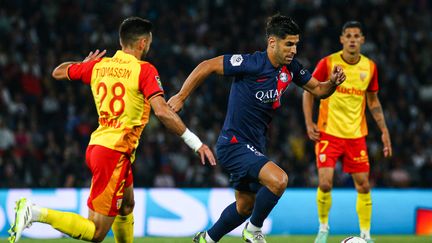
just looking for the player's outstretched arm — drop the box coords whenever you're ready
[302,65,346,99]
[150,95,216,165]
[366,92,392,157]
[302,90,320,141]
[51,49,106,80]
[168,55,224,112]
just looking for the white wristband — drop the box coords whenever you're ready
[181,128,203,152]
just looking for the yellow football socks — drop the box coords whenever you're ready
[39,208,95,241]
[112,213,134,243]
[356,192,372,232]
[317,187,332,225]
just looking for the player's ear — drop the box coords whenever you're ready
[268,36,276,49]
[138,37,146,51]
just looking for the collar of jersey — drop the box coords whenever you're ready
[114,50,139,61]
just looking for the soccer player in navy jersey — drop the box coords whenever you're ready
[168,15,346,243]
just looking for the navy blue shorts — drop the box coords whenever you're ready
[216,142,269,193]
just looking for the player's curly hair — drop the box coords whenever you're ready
[119,17,153,47]
[266,14,300,39]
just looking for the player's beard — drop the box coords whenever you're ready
[274,49,284,66]
[279,53,290,65]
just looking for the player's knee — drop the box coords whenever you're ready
[271,172,288,195]
[319,182,333,192]
[356,181,370,193]
[279,173,289,189]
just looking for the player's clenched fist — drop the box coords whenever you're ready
[167,94,184,112]
[330,65,346,86]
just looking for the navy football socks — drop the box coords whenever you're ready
[207,202,248,241]
[250,186,280,227]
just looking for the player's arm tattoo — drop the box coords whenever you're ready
[368,95,388,133]
[370,106,386,129]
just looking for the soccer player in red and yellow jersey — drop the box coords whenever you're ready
[9,17,216,243]
[303,21,392,243]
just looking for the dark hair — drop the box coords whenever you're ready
[342,21,363,34]
[119,17,153,47]
[266,14,300,39]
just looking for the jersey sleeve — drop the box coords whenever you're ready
[367,61,379,92]
[138,63,164,100]
[67,60,100,84]
[289,59,312,86]
[312,57,329,82]
[223,53,261,76]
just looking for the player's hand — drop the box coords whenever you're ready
[381,130,392,157]
[83,49,106,63]
[330,65,346,86]
[196,144,217,166]
[167,94,185,113]
[306,122,320,141]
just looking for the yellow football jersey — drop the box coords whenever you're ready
[313,51,378,139]
[68,51,164,159]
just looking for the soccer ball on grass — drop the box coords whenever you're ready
[341,236,367,243]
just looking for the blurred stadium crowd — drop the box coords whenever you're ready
[0,0,431,188]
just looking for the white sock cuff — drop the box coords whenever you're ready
[247,222,261,232]
[205,232,216,243]
[360,230,371,239]
[319,223,329,232]
[31,204,43,222]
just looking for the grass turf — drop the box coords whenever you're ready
[4,235,431,243]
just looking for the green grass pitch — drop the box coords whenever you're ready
[4,235,431,243]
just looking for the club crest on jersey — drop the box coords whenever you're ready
[230,55,243,66]
[279,72,289,82]
[360,72,367,81]
[155,76,164,90]
[319,154,326,163]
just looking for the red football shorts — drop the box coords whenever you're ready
[85,145,133,216]
[315,132,370,173]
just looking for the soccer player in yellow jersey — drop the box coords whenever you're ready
[8,17,216,243]
[303,21,392,243]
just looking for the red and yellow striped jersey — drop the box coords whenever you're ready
[313,51,378,139]
[68,50,164,159]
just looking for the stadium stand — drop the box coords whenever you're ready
[0,0,431,188]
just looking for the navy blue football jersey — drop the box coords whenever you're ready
[217,51,312,152]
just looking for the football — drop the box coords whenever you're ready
[341,236,367,243]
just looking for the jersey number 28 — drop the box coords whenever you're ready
[96,81,126,116]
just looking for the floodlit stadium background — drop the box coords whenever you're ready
[0,0,431,238]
